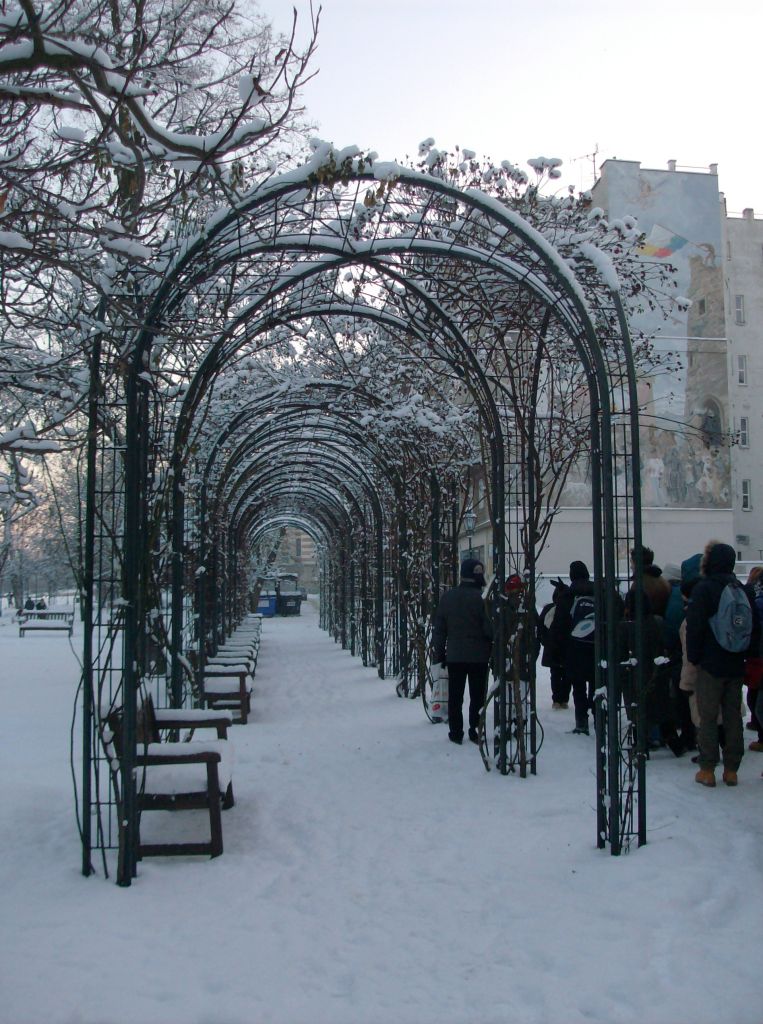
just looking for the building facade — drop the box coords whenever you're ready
[722,205,763,562]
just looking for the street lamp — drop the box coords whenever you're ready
[464,507,477,557]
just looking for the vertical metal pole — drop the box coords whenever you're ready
[340,535,348,648]
[170,451,185,708]
[119,371,148,886]
[375,514,385,678]
[81,298,106,876]
[431,473,441,605]
[349,534,356,655]
[493,438,508,774]
[614,294,647,847]
[398,498,409,692]
[196,488,208,689]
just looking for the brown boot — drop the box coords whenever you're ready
[695,769,716,787]
[722,769,738,786]
[749,741,763,752]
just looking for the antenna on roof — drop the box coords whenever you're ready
[570,144,599,186]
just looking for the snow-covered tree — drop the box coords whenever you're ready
[0,0,319,584]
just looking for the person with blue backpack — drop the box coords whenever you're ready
[686,541,761,787]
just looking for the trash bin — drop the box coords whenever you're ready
[276,593,302,616]
[257,589,277,617]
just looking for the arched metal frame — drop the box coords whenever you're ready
[82,152,646,885]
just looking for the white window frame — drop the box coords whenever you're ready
[737,354,748,385]
[735,294,745,324]
[739,416,749,447]
[742,479,752,511]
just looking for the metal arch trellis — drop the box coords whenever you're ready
[202,409,398,663]
[81,151,646,884]
[172,363,473,690]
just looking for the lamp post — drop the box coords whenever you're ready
[464,507,477,558]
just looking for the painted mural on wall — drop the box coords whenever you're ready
[560,160,731,509]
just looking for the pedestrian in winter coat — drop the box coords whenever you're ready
[743,566,763,751]
[663,563,696,752]
[432,557,494,746]
[686,541,761,787]
[630,546,671,617]
[548,560,597,734]
[618,590,682,755]
[678,580,699,722]
[537,578,570,709]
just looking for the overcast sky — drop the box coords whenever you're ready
[258,0,762,216]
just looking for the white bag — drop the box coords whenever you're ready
[430,664,449,723]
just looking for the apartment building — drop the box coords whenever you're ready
[722,205,763,562]
[464,159,761,576]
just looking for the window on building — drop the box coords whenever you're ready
[727,240,732,260]
[295,536,302,557]
[697,297,706,316]
[735,294,745,324]
[739,416,749,447]
[742,479,752,511]
[738,354,748,385]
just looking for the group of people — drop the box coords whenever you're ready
[432,540,763,786]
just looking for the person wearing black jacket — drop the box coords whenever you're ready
[548,560,596,734]
[686,541,761,787]
[432,557,494,746]
[537,579,570,709]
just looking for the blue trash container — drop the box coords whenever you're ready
[257,590,277,617]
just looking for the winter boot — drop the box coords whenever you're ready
[468,728,479,744]
[722,769,738,786]
[572,717,589,736]
[695,769,716,787]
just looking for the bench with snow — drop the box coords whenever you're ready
[18,610,75,637]
[105,695,235,860]
[187,650,254,725]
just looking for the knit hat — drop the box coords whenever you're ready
[504,573,524,594]
[569,560,590,582]
[460,558,485,582]
[663,563,681,582]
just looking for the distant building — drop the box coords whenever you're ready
[278,527,320,590]
[722,205,763,563]
[467,159,761,577]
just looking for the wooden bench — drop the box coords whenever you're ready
[18,610,75,637]
[189,650,254,725]
[105,696,234,860]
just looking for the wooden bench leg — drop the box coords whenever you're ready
[207,763,223,857]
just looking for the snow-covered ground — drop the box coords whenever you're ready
[0,598,759,1024]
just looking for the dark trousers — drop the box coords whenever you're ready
[550,665,570,704]
[746,686,763,741]
[447,662,489,740]
[566,646,595,727]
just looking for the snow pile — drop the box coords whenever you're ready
[0,602,759,1024]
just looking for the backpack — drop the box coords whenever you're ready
[570,594,596,642]
[538,603,555,644]
[709,581,753,653]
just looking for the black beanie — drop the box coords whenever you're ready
[569,560,590,582]
[460,558,485,581]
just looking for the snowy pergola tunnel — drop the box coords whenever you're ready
[81,145,650,884]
